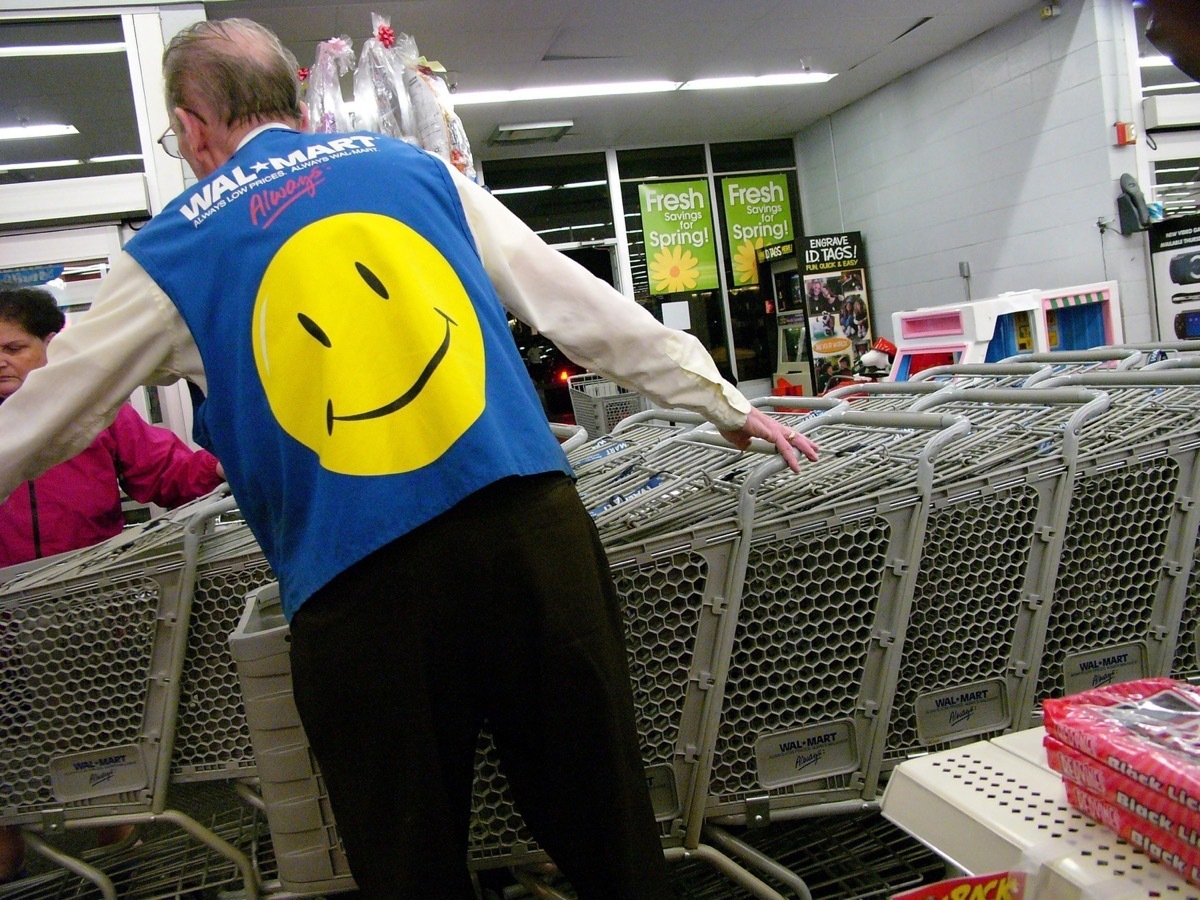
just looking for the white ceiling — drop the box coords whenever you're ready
[207,0,1043,162]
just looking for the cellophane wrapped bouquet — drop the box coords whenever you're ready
[304,12,477,180]
[305,35,355,133]
[394,32,475,179]
[352,13,417,142]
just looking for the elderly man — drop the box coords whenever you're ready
[0,17,816,898]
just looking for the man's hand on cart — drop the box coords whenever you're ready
[719,407,819,473]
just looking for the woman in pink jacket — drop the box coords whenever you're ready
[0,284,225,880]
[0,286,226,569]
[0,402,226,568]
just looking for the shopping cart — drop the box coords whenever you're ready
[1031,370,1200,702]
[547,420,588,453]
[998,346,1145,373]
[0,492,261,900]
[470,414,843,896]
[906,361,1058,388]
[567,372,648,439]
[698,410,971,832]
[231,551,796,900]
[864,386,1110,765]
[568,407,711,494]
[1115,340,1200,369]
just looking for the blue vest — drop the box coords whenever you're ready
[126,129,569,619]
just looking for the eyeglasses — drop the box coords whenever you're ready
[158,108,208,160]
[158,128,183,160]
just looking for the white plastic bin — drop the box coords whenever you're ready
[230,583,357,895]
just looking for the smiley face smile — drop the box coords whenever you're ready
[326,309,458,434]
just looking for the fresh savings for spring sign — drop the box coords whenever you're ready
[639,180,719,295]
[723,173,793,286]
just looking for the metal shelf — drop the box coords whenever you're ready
[881,728,1200,899]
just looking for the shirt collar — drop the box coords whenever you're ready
[237,122,293,151]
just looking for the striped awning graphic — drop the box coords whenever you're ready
[1046,289,1108,309]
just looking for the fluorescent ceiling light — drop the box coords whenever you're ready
[0,159,82,172]
[489,120,574,145]
[681,72,836,90]
[1139,55,1174,68]
[0,42,125,58]
[456,81,681,105]
[491,184,554,195]
[493,180,607,196]
[0,124,79,141]
[455,72,833,106]
[535,223,606,235]
[0,154,140,171]
[547,239,617,251]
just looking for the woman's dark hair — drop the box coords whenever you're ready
[0,286,66,339]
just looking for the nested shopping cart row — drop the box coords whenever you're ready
[7,352,1200,898]
[471,402,975,875]
[472,354,1200,891]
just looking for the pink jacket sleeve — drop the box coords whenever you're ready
[104,404,225,508]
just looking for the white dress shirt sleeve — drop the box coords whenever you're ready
[0,252,201,499]
[451,169,752,431]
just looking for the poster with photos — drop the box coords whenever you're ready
[800,231,874,393]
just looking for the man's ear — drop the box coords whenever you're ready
[298,101,310,132]
[44,331,58,345]
[174,106,201,142]
[174,105,219,175]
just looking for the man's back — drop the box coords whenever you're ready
[127,128,568,617]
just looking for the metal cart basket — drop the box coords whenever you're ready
[568,372,647,439]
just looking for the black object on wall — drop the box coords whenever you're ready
[1117,173,1151,235]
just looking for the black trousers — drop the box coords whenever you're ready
[289,474,672,899]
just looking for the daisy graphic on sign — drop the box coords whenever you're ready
[732,237,763,285]
[649,246,700,293]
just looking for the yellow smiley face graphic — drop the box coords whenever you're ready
[252,213,486,475]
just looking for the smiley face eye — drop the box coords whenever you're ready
[297,312,332,347]
[356,261,389,299]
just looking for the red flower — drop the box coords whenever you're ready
[377,24,396,48]
[297,67,310,82]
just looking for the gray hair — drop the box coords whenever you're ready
[163,18,302,127]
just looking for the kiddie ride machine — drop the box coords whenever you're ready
[888,280,1123,380]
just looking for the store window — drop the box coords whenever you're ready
[0,17,143,186]
[484,140,801,389]
[1155,156,1200,219]
[616,145,707,298]
[483,152,615,248]
[710,139,795,173]
[712,140,800,382]
[618,145,732,380]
